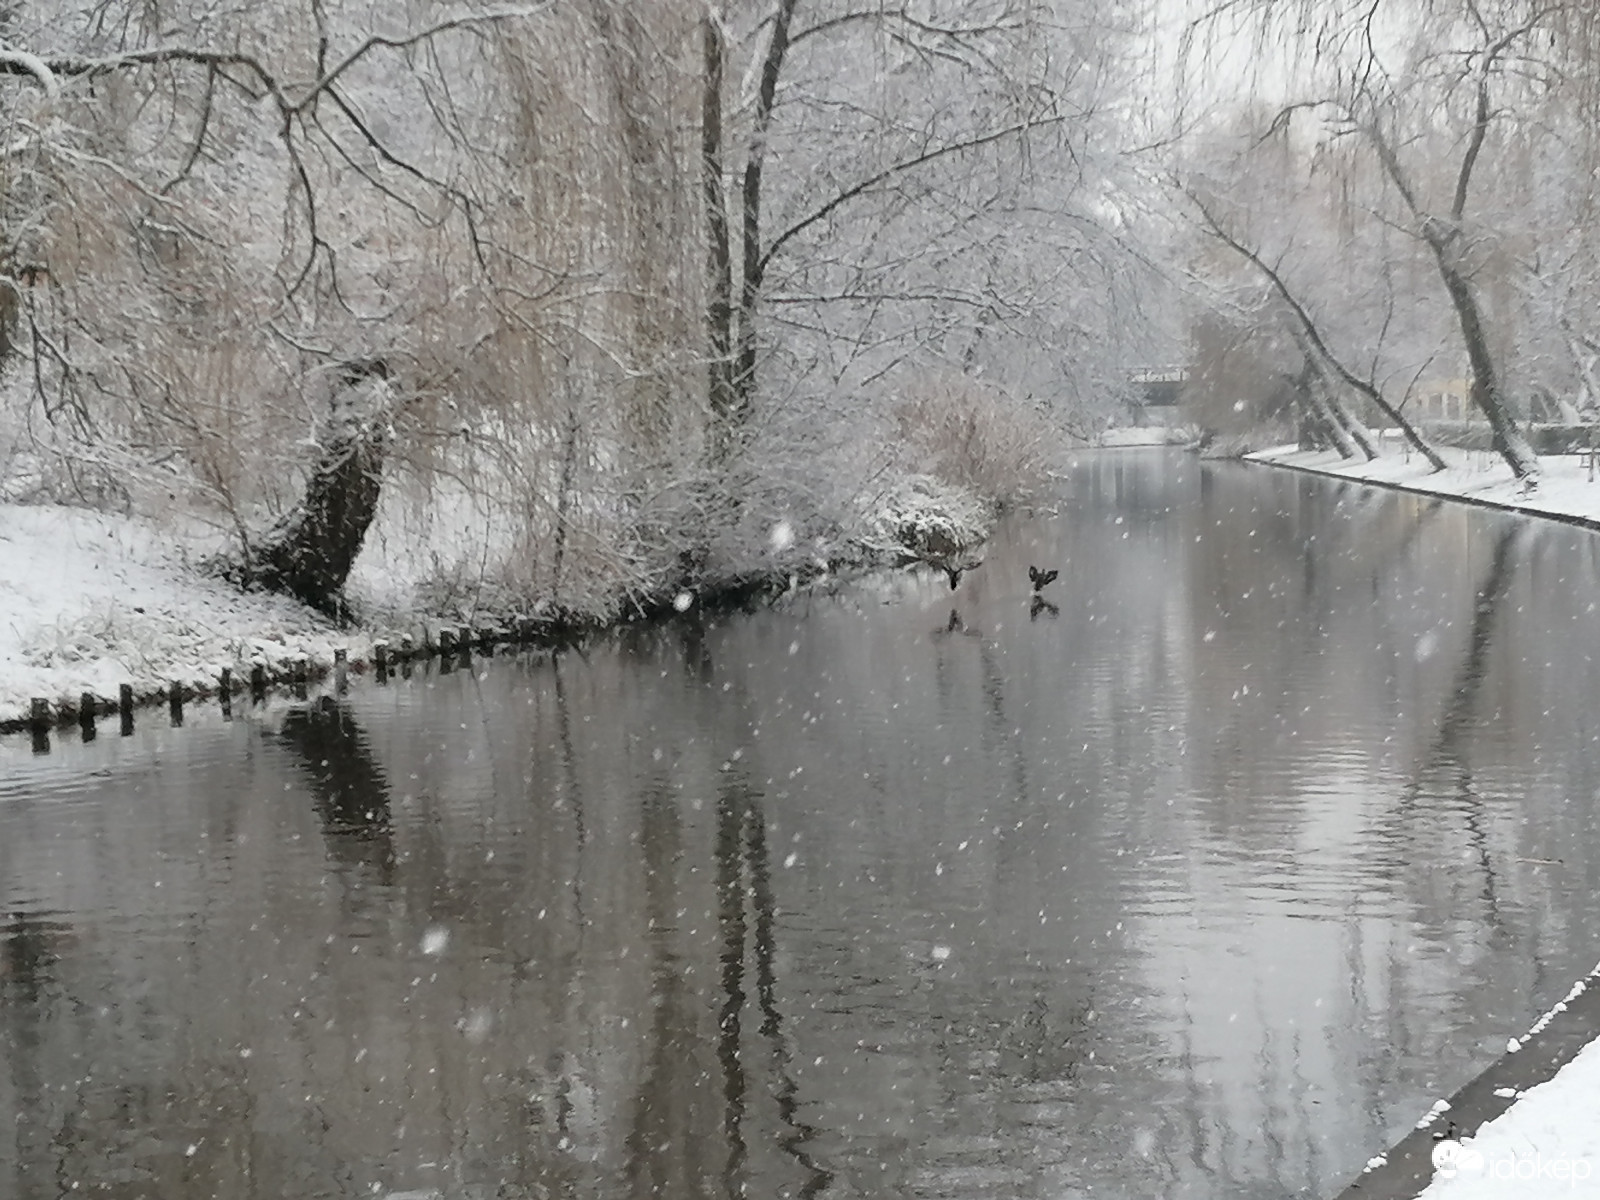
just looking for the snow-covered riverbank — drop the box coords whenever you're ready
[1334,959,1600,1199]
[0,504,375,729]
[0,469,995,731]
[1416,1035,1600,1198]
[1249,443,1600,530]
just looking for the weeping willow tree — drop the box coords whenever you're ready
[1177,0,1600,486]
[0,0,711,613]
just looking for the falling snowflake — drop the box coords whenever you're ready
[421,926,450,957]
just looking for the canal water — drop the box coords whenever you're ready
[5,451,1600,1199]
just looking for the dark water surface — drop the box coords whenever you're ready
[6,451,1600,1199]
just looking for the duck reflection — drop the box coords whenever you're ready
[933,608,983,639]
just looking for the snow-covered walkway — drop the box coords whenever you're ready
[1335,961,1600,1199]
[1416,1036,1600,1197]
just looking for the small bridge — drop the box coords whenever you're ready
[1128,366,1189,408]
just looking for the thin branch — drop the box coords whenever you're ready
[759,112,1070,281]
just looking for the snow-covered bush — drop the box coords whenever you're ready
[861,472,993,560]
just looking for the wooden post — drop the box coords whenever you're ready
[80,692,97,742]
[169,682,184,727]
[219,667,233,720]
[29,699,49,755]
[334,647,348,693]
[456,626,473,667]
[251,662,267,703]
[119,683,135,736]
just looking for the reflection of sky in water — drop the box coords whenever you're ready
[3,452,1600,1199]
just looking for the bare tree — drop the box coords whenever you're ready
[1184,185,1445,469]
[1177,0,1600,486]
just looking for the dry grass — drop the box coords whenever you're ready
[893,372,1056,510]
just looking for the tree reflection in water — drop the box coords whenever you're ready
[279,696,396,887]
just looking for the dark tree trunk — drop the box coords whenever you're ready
[1311,359,1379,460]
[702,12,737,461]
[1292,341,1359,459]
[252,360,390,614]
[1363,52,1537,482]
[731,0,800,410]
[1429,238,1539,481]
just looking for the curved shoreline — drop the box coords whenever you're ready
[1245,444,1600,535]
[0,554,869,739]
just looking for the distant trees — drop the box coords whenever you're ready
[1175,0,1600,484]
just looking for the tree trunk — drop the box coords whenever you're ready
[731,0,800,410]
[252,361,390,614]
[1293,337,1364,459]
[1320,379,1379,459]
[1428,237,1539,482]
[1303,368,1359,458]
[702,11,737,461]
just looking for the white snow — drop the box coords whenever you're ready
[420,926,450,957]
[0,503,373,727]
[1250,442,1600,527]
[1095,425,1197,447]
[1417,1037,1600,1197]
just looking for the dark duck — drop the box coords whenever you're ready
[1028,565,1059,593]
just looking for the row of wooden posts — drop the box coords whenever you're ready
[25,623,516,754]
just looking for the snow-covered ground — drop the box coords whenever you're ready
[1417,1034,1600,1199]
[0,466,993,730]
[0,504,376,728]
[1095,424,1196,447]
[1249,442,1600,528]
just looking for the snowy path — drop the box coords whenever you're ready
[1415,1035,1600,1197]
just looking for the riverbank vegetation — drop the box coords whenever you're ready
[0,0,1154,628]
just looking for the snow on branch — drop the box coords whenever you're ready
[0,49,58,99]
